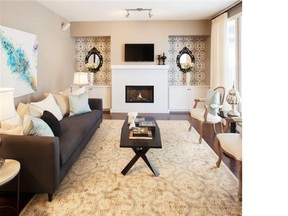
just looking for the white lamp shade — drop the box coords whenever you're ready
[73,72,88,85]
[0,88,16,121]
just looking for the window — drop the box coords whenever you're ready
[227,13,242,111]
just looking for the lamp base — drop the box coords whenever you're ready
[228,109,240,117]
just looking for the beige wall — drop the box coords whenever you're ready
[71,20,211,65]
[0,1,75,104]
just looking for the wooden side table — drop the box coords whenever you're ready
[218,111,241,133]
[0,159,21,216]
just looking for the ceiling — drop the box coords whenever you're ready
[37,0,240,22]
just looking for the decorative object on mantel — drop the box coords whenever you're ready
[226,83,241,117]
[157,55,161,65]
[161,53,167,65]
[157,53,166,65]
[176,46,195,85]
[0,88,16,168]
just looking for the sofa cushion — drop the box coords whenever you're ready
[30,93,63,121]
[205,89,221,116]
[68,91,91,116]
[29,116,54,137]
[41,110,61,137]
[59,110,102,165]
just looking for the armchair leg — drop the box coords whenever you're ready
[48,193,53,202]
[238,161,242,201]
[198,122,203,144]
[216,139,222,167]
[220,122,224,133]
[212,123,217,134]
[188,122,192,131]
[188,116,193,131]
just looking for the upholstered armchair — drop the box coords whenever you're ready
[189,86,225,143]
[216,121,242,201]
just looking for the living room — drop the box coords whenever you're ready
[1,0,286,215]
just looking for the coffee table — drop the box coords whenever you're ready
[120,117,162,176]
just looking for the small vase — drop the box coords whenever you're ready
[89,72,94,86]
[185,72,191,85]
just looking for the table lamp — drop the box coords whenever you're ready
[226,84,241,117]
[73,72,88,87]
[0,88,16,168]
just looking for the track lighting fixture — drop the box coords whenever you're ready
[125,8,153,18]
[61,22,71,31]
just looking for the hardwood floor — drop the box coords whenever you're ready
[0,112,238,215]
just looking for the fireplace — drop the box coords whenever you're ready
[125,85,154,103]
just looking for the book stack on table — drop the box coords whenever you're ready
[129,117,156,140]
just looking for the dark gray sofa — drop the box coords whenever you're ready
[0,98,103,201]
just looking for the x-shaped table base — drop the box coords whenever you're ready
[121,147,159,176]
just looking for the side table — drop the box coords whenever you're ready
[0,159,21,216]
[219,111,241,133]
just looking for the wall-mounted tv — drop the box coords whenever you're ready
[125,44,154,62]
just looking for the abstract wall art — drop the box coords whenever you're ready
[0,25,38,97]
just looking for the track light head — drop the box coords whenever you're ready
[125,8,153,18]
[149,10,153,18]
[61,22,71,31]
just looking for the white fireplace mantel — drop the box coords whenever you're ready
[111,65,169,113]
[111,65,169,70]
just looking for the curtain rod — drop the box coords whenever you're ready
[211,0,242,20]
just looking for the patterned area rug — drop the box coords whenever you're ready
[21,120,241,216]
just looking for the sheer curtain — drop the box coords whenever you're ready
[210,13,231,111]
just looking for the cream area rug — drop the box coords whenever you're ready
[21,120,241,216]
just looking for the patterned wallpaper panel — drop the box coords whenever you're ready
[168,36,209,86]
[74,36,208,86]
[75,37,111,85]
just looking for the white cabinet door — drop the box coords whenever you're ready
[169,86,190,111]
[169,86,209,112]
[87,86,111,110]
[70,85,111,110]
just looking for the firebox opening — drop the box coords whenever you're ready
[125,85,154,103]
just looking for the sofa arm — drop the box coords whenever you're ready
[89,98,103,113]
[0,134,60,195]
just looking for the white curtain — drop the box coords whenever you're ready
[210,13,231,111]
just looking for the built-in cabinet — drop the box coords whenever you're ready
[70,84,209,113]
[169,86,210,112]
[71,85,111,110]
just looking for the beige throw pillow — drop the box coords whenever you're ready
[16,102,30,119]
[53,94,69,116]
[30,93,63,121]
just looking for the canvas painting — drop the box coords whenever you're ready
[0,25,38,97]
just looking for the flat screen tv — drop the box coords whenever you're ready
[125,44,154,62]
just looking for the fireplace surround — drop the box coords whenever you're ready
[111,65,169,113]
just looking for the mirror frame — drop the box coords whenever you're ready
[176,46,195,73]
[85,47,103,72]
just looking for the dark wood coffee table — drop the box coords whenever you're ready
[120,117,162,176]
